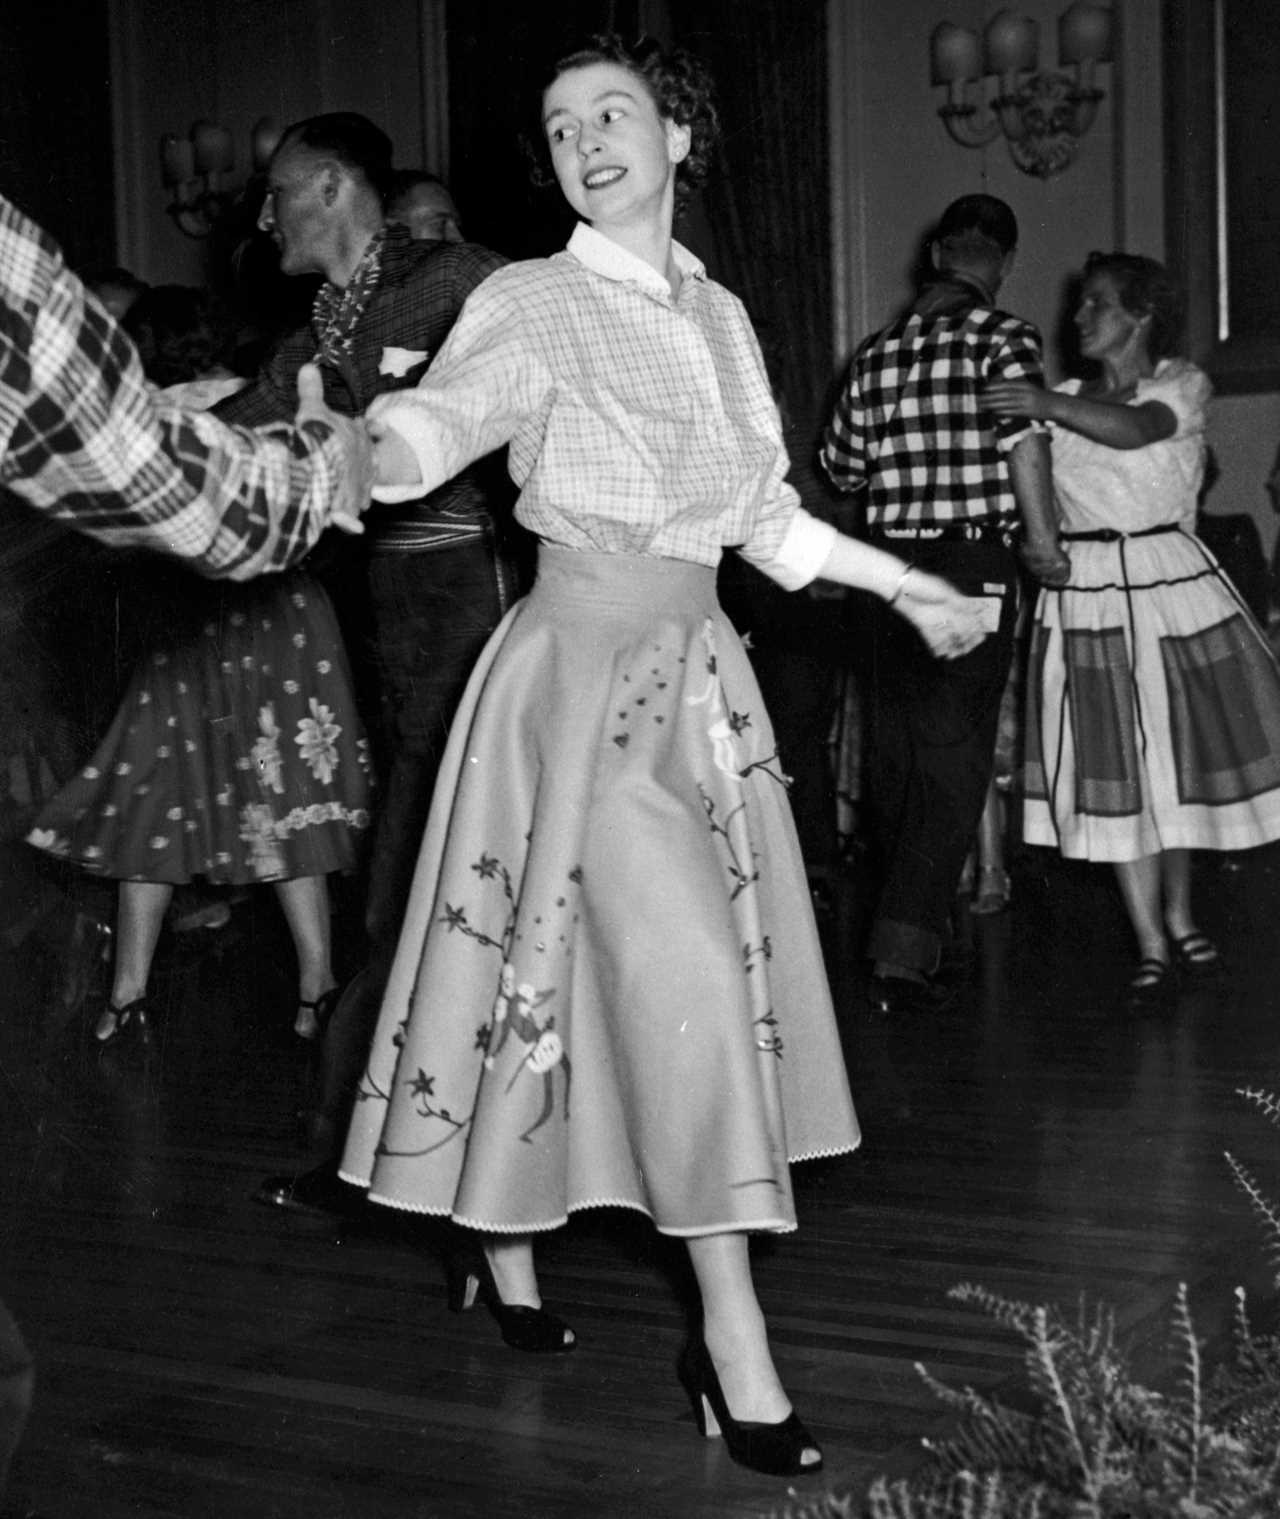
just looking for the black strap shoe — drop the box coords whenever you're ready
[253,1161,362,1218]
[867,973,959,1016]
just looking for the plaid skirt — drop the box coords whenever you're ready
[341,547,860,1235]
[1023,527,1280,860]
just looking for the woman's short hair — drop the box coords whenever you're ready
[1084,251,1184,363]
[276,112,394,204]
[526,33,720,216]
[122,285,232,388]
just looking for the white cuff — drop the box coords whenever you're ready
[369,395,444,504]
[752,510,839,591]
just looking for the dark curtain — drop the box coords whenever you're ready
[669,1,835,515]
[446,0,644,260]
[0,0,114,266]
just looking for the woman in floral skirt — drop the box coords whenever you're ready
[26,286,372,1043]
[340,35,986,1477]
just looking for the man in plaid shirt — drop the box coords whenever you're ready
[218,115,515,1215]
[0,194,369,577]
[821,194,1067,1015]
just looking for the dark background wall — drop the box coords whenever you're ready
[0,0,114,267]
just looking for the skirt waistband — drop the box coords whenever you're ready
[530,546,719,618]
[1060,523,1183,543]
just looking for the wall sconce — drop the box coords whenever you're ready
[159,116,283,238]
[930,3,1113,179]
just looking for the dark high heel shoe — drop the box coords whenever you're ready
[678,1337,823,1477]
[294,985,341,1041]
[94,993,150,1047]
[445,1243,576,1354]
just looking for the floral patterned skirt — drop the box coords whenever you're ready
[340,547,860,1236]
[26,572,373,884]
[1023,529,1280,860]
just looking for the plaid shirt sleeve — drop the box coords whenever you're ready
[213,324,317,427]
[818,347,873,494]
[0,195,347,579]
[986,316,1045,452]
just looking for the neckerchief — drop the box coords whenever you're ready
[312,228,386,366]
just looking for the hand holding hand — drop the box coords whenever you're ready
[891,567,990,660]
[295,363,371,535]
[982,379,1055,422]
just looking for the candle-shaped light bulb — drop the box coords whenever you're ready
[251,116,282,172]
[1059,1,1113,64]
[159,133,195,187]
[931,22,983,84]
[984,10,1039,74]
[191,119,234,175]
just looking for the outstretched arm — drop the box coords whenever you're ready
[816,533,989,661]
[984,380,1176,450]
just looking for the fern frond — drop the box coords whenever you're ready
[1236,1086,1280,1129]
[1224,1151,1280,1280]
[1166,1281,1203,1501]
[947,1283,1039,1338]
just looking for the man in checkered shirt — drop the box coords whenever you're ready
[0,194,369,577]
[821,194,1067,1015]
[219,114,516,1217]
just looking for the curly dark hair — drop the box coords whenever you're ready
[122,285,233,388]
[1083,251,1185,363]
[524,33,720,217]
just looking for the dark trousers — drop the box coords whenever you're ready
[863,537,1019,975]
[309,534,513,1159]
[718,557,845,881]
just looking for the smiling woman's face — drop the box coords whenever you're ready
[1075,270,1148,363]
[541,61,688,235]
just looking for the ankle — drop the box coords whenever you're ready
[700,1316,791,1424]
[483,1240,541,1309]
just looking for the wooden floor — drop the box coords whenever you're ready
[2,842,1279,1518]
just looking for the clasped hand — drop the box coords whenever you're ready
[294,363,372,535]
[893,568,990,660]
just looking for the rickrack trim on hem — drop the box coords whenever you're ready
[334,1179,820,1236]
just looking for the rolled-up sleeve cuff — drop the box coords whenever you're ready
[995,417,1046,453]
[752,510,839,591]
[369,395,442,504]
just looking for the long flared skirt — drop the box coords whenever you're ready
[340,548,860,1236]
[1023,529,1280,860]
[25,573,373,884]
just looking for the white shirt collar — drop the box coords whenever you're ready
[566,221,705,297]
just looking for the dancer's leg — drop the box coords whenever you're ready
[102,880,173,1036]
[1113,854,1168,964]
[686,1232,801,1431]
[272,875,337,1036]
[1160,849,1195,941]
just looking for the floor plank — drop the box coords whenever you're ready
[2,843,1277,1516]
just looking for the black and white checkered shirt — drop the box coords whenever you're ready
[820,277,1044,528]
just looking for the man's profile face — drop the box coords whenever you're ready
[259,144,332,276]
[388,183,462,243]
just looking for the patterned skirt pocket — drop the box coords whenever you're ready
[1161,612,1280,805]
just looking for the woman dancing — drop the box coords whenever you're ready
[27,285,372,1044]
[340,34,987,1476]
[986,252,1280,1009]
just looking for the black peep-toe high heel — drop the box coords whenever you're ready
[678,1337,823,1477]
[445,1243,576,1354]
